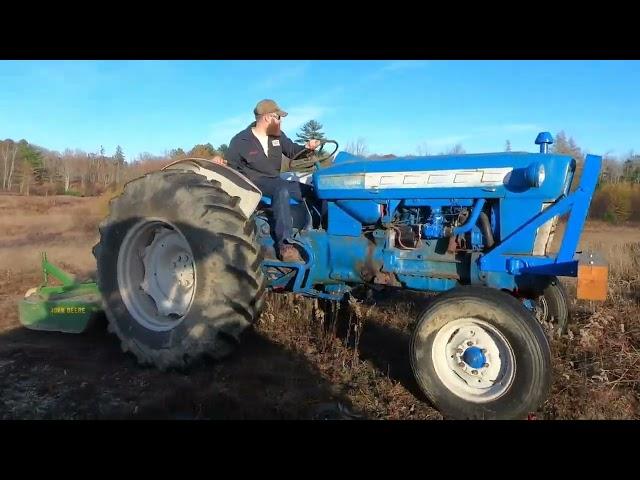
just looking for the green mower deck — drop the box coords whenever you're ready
[19,253,103,333]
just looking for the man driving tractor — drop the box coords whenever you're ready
[219,99,321,262]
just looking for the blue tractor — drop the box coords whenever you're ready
[92,132,606,419]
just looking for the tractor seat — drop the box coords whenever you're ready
[260,195,301,206]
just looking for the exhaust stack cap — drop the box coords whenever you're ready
[535,132,554,154]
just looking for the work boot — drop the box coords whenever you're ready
[278,244,303,262]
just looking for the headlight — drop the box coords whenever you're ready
[317,174,365,189]
[525,162,545,188]
[537,164,546,185]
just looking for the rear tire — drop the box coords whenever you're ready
[410,286,551,420]
[520,276,571,335]
[93,170,266,371]
[535,278,570,334]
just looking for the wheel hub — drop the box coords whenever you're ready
[449,329,500,389]
[523,297,548,323]
[462,346,486,369]
[140,227,195,317]
[117,219,197,332]
[432,318,516,402]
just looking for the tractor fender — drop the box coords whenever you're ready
[161,157,263,219]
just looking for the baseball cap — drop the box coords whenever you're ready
[254,99,288,117]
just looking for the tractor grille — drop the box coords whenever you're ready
[532,202,558,256]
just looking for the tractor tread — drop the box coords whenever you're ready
[93,170,266,371]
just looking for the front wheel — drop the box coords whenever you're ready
[410,286,551,420]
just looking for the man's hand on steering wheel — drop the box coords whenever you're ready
[286,139,338,173]
[304,139,322,151]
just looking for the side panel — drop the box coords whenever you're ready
[498,199,547,254]
[315,153,573,203]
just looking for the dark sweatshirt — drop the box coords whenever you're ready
[226,125,307,182]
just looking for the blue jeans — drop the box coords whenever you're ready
[254,176,313,247]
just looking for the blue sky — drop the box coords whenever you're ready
[1,60,638,160]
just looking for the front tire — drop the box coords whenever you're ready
[410,286,551,420]
[93,170,266,370]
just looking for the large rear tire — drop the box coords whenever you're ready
[93,170,266,370]
[410,286,552,419]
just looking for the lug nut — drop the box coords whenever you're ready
[483,363,489,368]
[456,348,464,354]
[458,362,465,368]
[467,341,473,346]
[471,370,478,375]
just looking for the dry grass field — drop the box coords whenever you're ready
[0,193,638,419]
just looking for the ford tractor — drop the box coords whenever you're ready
[20,132,607,419]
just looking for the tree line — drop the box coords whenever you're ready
[0,138,229,196]
[1,120,638,223]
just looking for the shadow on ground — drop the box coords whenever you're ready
[329,289,436,404]
[0,314,358,420]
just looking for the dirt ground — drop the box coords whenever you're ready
[0,194,638,420]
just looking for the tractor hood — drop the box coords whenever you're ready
[313,151,577,201]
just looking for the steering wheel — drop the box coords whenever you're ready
[289,140,339,172]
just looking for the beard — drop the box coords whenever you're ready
[266,119,281,137]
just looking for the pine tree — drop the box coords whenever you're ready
[169,148,186,159]
[296,120,326,144]
[623,154,640,183]
[114,145,125,165]
[17,141,43,193]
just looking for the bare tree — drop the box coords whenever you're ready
[416,142,431,156]
[2,141,18,191]
[7,144,18,191]
[68,150,89,192]
[446,143,466,155]
[60,149,75,192]
[346,137,369,157]
[1,141,9,190]
[19,158,33,196]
